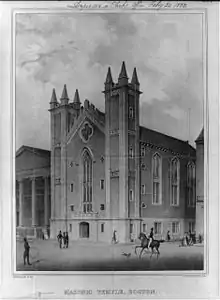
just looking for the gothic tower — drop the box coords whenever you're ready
[49,85,81,238]
[104,62,142,242]
[49,87,61,237]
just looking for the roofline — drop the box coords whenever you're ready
[16,145,51,157]
[140,126,195,150]
[195,139,204,145]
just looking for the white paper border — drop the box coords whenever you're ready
[0,1,219,299]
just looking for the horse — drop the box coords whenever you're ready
[135,232,165,259]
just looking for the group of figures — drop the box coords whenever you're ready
[180,230,197,247]
[21,227,203,267]
[167,230,203,246]
[57,231,69,249]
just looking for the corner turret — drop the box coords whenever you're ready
[49,88,58,109]
[105,67,114,90]
[131,67,140,88]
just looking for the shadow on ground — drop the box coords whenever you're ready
[17,256,204,271]
[16,239,204,272]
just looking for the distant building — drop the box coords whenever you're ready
[47,62,196,243]
[195,128,204,237]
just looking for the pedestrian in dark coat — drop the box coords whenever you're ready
[63,232,66,248]
[167,230,171,242]
[112,230,117,244]
[57,230,63,249]
[186,232,189,246]
[65,232,69,248]
[23,238,31,265]
[189,230,193,245]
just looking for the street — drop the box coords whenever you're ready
[16,239,204,271]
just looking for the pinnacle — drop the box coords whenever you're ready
[131,67,140,85]
[61,84,69,100]
[73,89,81,103]
[118,61,128,80]
[105,66,113,84]
[50,88,58,103]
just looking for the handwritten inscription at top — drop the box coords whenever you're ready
[67,1,188,10]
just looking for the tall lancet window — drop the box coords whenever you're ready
[170,158,180,206]
[152,153,162,205]
[82,149,93,213]
[187,162,196,207]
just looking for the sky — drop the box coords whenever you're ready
[16,13,204,151]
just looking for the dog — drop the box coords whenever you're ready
[121,252,131,258]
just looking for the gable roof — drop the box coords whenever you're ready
[67,106,105,144]
[16,145,50,158]
[195,128,204,144]
[95,108,105,123]
[140,126,195,157]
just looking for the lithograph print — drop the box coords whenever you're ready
[0,1,219,300]
[15,8,205,272]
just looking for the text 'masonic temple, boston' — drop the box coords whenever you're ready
[16,62,204,243]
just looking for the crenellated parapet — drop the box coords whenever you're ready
[83,99,105,125]
[49,84,105,136]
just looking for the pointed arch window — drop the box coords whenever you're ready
[187,162,196,207]
[129,107,134,119]
[82,149,93,213]
[152,153,162,205]
[141,145,145,157]
[170,158,180,206]
[129,189,134,202]
[129,145,134,158]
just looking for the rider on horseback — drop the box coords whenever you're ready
[147,227,154,249]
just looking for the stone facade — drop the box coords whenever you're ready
[48,62,197,243]
[195,128,204,237]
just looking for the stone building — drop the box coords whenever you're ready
[195,128,204,237]
[48,62,196,243]
[16,146,51,238]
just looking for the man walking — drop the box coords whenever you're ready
[65,232,69,249]
[112,230,118,244]
[63,232,66,248]
[57,230,63,249]
[188,230,193,246]
[167,230,171,242]
[23,237,31,265]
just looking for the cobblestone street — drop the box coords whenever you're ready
[16,239,204,271]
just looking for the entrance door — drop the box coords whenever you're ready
[79,222,89,238]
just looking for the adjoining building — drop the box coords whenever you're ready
[47,62,196,243]
[195,128,204,237]
[16,146,51,239]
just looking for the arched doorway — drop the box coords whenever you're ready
[79,222,90,238]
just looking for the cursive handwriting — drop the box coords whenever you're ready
[66,1,187,10]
